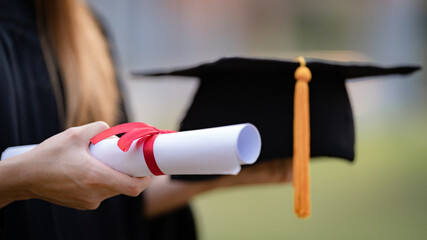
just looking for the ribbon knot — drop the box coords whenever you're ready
[90,122,176,176]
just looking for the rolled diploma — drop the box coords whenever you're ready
[1,124,261,177]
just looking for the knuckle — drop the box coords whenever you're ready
[85,201,101,210]
[81,193,103,209]
[127,178,150,197]
[82,169,102,187]
[78,164,104,187]
[139,177,151,191]
[127,183,142,197]
[74,205,86,211]
[64,127,81,141]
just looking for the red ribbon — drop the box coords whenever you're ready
[90,122,176,176]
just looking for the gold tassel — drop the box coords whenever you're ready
[293,56,312,219]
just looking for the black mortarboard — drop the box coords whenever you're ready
[133,57,420,218]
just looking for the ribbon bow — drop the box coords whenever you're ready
[90,122,176,176]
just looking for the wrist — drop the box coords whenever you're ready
[0,153,36,207]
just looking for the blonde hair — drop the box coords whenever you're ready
[35,0,119,128]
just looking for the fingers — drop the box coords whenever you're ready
[268,158,293,183]
[77,121,150,197]
[125,176,151,197]
[283,159,293,182]
[235,158,293,185]
[23,121,152,211]
[107,172,151,197]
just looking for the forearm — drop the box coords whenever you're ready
[0,154,34,208]
[143,174,255,218]
[144,176,223,218]
[143,159,292,218]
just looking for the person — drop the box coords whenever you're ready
[0,0,292,239]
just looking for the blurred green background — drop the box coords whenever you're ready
[192,109,427,240]
[89,0,426,239]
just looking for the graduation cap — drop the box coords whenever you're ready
[133,57,420,218]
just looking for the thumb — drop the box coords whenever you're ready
[78,121,110,141]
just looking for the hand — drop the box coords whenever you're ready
[143,158,292,218]
[0,121,150,210]
[214,158,293,188]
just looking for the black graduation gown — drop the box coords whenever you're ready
[0,1,196,239]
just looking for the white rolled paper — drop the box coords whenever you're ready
[1,144,37,160]
[1,124,261,177]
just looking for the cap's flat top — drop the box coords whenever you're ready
[136,57,421,80]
